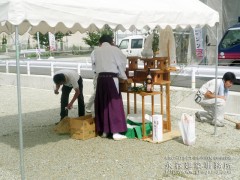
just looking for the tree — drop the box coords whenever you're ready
[83,25,114,47]
[2,35,7,45]
[1,35,7,51]
[82,32,101,48]
[152,28,159,54]
[27,35,31,49]
[33,32,49,48]
[33,32,71,50]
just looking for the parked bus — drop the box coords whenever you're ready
[218,18,240,66]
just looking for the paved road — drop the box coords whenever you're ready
[0,56,239,92]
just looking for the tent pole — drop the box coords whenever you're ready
[213,23,219,135]
[15,25,25,180]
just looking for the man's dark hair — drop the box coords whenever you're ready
[222,72,236,82]
[53,73,65,84]
[99,34,113,44]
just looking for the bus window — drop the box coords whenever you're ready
[219,29,240,49]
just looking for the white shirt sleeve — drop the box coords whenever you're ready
[115,49,127,79]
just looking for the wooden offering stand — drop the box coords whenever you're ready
[121,56,177,140]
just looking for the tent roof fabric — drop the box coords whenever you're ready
[0,0,219,34]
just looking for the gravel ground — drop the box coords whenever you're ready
[0,85,240,180]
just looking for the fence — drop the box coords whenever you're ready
[0,60,93,78]
[0,59,240,88]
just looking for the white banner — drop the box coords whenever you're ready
[48,32,56,51]
[194,28,203,60]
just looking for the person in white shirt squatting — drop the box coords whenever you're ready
[195,72,236,127]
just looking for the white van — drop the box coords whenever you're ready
[118,35,145,57]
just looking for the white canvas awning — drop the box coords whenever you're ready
[0,1,220,178]
[0,0,219,35]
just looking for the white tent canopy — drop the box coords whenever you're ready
[0,0,219,35]
[0,0,220,178]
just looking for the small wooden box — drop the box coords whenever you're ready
[143,59,155,70]
[127,56,138,70]
[133,69,164,84]
[151,70,163,83]
[119,78,133,92]
[133,70,147,83]
[156,57,169,70]
[141,57,169,70]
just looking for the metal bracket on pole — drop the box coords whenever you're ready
[27,61,30,75]
[6,61,9,73]
[191,67,196,90]
[78,63,81,74]
[51,62,54,77]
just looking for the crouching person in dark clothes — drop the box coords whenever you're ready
[53,69,85,124]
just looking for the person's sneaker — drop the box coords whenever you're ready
[195,112,203,122]
[86,109,91,113]
[211,121,225,127]
[113,133,127,141]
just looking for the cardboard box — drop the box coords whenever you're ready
[119,78,133,92]
[69,114,96,140]
[53,117,70,134]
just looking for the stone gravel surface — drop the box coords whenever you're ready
[0,85,239,180]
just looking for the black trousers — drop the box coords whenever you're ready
[60,76,85,119]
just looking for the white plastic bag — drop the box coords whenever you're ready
[178,113,196,146]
